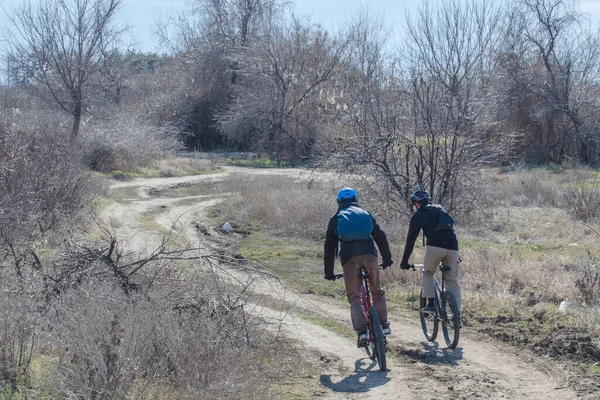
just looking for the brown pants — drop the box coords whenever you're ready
[422,246,461,310]
[342,254,388,333]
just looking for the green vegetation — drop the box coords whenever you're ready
[90,158,223,180]
[234,230,331,295]
[227,157,305,168]
[86,196,113,214]
[90,169,147,180]
[7,146,600,397]
[139,211,169,235]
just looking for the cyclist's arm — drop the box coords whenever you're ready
[400,213,421,265]
[324,215,338,276]
[371,215,392,264]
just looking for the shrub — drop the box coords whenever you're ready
[0,120,90,256]
[80,114,182,172]
[0,292,37,393]
[0,231,293,398]
[566,185,600,222]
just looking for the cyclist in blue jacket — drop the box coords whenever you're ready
[324,187,393,347]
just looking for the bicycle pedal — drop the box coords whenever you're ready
[357,333,369,348]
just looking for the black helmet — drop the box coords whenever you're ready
[410,189,430,203]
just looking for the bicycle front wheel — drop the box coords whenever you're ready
[420,289,438,341]
[441,290,460,349]
[369,305,387,371]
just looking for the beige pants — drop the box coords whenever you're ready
[422,246,461,310]
[342,254,387,333]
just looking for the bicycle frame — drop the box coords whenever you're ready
[335,270,376,342]
[413,263,460,349]
[432,272,444,314]
[359,270,374,337]
[334,268,387,370]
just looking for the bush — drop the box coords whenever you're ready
[566,185,600,222]
[0,231,292,398]
[0,292,37,393]
[0,121,91,254]
[80,114,182,172]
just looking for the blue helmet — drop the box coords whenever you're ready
[337,187,358,204]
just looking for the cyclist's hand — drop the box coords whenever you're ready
[381,260,393,269]
[400,262,412,270]
[324,273,336,281]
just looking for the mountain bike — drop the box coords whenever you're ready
[411,263,460,349]
[335,267,387,371]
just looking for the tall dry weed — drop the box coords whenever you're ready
[445,166,600,337]
[225,172,335,238]
[0,293,37,393]
[0,234,298,398]
[481,168,564,207]
[566,186,600,222]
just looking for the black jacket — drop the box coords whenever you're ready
[323,201,392,276]
[400,204,458,265]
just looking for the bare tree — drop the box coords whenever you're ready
[328,10,411,209]
[400,0,505,209]
[216,16,349,160]
[498,0,600,164]
[332,0,505,212]
[3,0,125,142]
[154,0,286,150]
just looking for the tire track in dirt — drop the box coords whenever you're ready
[100,167,582,400]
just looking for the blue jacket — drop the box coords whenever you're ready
[324,201,392,276]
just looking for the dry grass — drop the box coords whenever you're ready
[217,170,405,240]
[213,165,600,346]
[455,167,600,341]
[0,235,313,398]
[222,172,338,239]
[154,157,222,177]
[8,162,595,398]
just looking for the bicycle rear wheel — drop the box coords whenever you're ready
[419,289,438,341]
[441,290,460,349]
[369,305,387,371]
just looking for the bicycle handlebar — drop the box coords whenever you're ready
[409,263,452,272]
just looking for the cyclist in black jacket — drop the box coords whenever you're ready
[324,188,393,347]
[400,189,461,313]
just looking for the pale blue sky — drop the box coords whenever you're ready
[2,0,600,53]
[121,0,415,52]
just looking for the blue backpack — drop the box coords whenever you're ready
[337,206,373,241]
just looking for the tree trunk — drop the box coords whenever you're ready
[71,101,82,142]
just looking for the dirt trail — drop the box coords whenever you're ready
[100,166,583,400]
